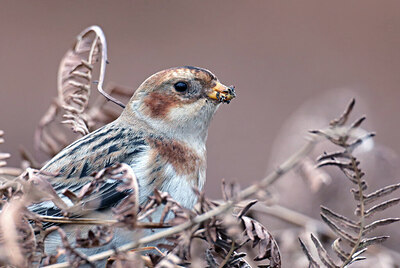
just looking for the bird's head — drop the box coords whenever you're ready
[121,66,236,142]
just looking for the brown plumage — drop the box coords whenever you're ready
[31,66,236,261]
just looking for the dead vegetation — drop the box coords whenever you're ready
[0,26,399,268]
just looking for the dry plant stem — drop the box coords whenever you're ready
[219,241,235,268]
[251,204,331,233]
[80,25,125,108]
[39,216,116,225]
[44,138,316,268]
[341,157,365,267]
[130,246,165,256]
[40,215,169,228]
[0,167,23,176]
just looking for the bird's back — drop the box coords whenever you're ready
[42,120,148,178]
[31,119,149,218]
[32,116,205,219]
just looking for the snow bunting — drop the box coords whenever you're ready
[33,66,236,260]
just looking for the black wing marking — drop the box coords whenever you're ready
[30,123,148,228]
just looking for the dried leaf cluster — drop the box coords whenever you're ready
[35,26,131,157]
[0,26,399,268]
[0,160,282,267]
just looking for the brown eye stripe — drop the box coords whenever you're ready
[143,92,198,119]
[143,92,178,118]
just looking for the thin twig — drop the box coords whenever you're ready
[219,241,235,268]
[39,215,170,228]
[80,26,125,108]
[44,138,316,268]
[251,204,331,234]
[0,167,23,176]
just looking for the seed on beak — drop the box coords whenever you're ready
[207,82,236,103]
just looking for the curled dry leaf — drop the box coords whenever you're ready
[20,168,69,210]
[241,216,281,267]
[76,226,114,248]
[329,98,355,128]
[48,227,94,267]
[34,26,132,158]
[110,163,140,228]
[298,238,320,268]
[237,200,258,219]
[58,163,139,217]
[62,173,108,206]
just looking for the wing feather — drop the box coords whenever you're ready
[30,122,148,227]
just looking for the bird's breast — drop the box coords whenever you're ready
[146,136,204,176]
[131,136,206,209]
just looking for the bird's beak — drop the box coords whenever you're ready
[207,82,236,104]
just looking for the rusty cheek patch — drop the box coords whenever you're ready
[143,92,178,118]
[143,91,199,118]
[147,137,202,176]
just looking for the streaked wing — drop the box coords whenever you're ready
[30,122,148,226]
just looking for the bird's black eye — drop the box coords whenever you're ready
[174,81,188,92]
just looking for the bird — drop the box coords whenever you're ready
[30,66,236,261]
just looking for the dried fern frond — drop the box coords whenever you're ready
[300,99,400,267]
[35,84,131,158]
[35,26,132,158]
[58,25,124,136]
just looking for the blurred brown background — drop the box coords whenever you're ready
[1,0,400,264]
